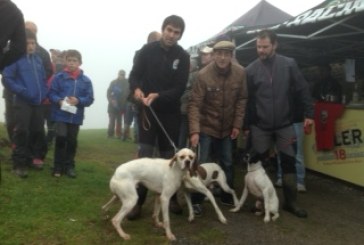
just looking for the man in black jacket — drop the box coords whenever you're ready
[0,0,26,71]
[128,15,190,219]
[244,29,314,218]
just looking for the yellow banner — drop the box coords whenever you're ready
[305,108,364,187]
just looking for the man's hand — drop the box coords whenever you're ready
[134,88,144,101]
[230,128,240,139]
[304,118,314,128]
[67,96,79,105]
[190,133,199,147]
[142,93,159,106]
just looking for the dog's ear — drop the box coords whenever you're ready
[169,154,177,167]
[188,158,199,176]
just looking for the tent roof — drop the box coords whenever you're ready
[233,0,364,66]
[188,0,292,55]
[227,0,292,29]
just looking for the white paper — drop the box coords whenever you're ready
[61,97,77,114]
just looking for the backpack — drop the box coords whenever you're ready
[110,81,122,101]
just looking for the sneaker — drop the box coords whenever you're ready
[211,186,222,197]
[192,204,202,216]
[275,178,282,187]
[66,168,77,178]
[297,183,307,193]
[220,196,234,206]
[32,158,44,170]
[53,171,61,178]
[13,167,28,178]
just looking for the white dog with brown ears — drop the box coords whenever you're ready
[182,162,239,223]
[230,153,279,223]
[102,148,196,241]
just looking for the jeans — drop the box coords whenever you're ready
[277,122,306,185]
[199,133,234,187]
[191,133,234,204]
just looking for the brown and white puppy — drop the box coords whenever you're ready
[230,154,279,223]
[102,148,195,241]
[182,162,239,224]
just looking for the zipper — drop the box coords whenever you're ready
[30,54,42,104]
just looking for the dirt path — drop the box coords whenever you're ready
[174,170,364,245]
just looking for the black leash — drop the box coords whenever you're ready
[147,105,178,153]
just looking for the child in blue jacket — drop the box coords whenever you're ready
[2,29,48,178]
[48,49,94,178]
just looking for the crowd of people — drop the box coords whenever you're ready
[2,1,329,220]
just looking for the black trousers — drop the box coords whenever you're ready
[12,100,45,168]
[136,107,181,205]
[53,122,80,173]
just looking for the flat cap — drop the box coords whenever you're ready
[200,46,213,54]
[213,41,235,51]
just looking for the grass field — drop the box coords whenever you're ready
[0,126,226,245]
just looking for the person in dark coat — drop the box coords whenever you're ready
[0,0,26,71]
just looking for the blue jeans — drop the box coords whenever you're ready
[199,133,234,187]
[191,133,234,204]
[277,122,306,185]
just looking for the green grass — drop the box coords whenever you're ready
[0,125,226,245]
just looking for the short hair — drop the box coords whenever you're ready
[257,29,277,45]
[147,31,161,43]
[161,15,185,37]
[25,29,37,41]
[25,21,38,34]
[65,49,82,64]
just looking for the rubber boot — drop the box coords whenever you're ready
[169,193,183,215]
[282,174,308,218]
[127,185,148,220]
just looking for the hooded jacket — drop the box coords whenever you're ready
[2,53,47,105]
[129,41,190,113]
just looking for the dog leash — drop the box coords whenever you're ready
[147,105,178,153]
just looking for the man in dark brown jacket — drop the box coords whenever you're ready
[188,40,248,213]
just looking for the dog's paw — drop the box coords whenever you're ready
[229,207,239,212]
[154,221,164,228]
[167,233,176,241]
[188,215,195,222]
[121,233,131,240]
[272,213,279,221]
[219,216,228,224]
[264,217,270,223]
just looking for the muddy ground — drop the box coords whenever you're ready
[173,168,364,245]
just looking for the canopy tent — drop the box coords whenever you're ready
[233,0,364,66]
[188,0,292,56]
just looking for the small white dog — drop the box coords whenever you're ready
[183,162,239,223]
[102,148,195,241]
[230,155,279,223]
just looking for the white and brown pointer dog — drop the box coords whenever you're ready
[102,148,196,241]
[182,162,239,223]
